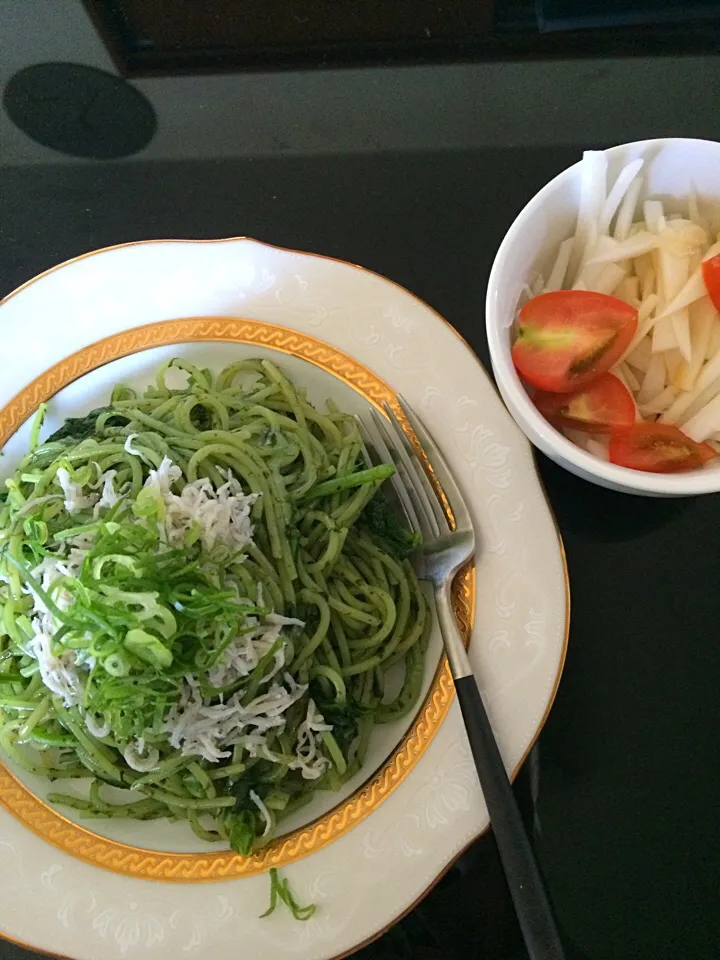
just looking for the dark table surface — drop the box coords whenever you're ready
[1,26,720,960]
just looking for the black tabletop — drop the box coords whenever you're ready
[1,22,720,960]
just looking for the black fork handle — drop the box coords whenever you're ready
[454,674,566,960]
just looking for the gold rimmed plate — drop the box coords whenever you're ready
[0,318,473,880]
[0,239,568,960]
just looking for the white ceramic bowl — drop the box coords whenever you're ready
[486,137,720,497]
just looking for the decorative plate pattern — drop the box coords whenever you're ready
[0,239,568,960]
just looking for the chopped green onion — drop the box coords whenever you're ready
[0,357,429,875]
[260,868,316,921]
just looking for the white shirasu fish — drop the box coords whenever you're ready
[25,454,322,766]
[249,789,273,836]
[163,673,311,765]
[28,631,82,707]
[92,470,119,518]
[54,467,97,515]
[141,457,260,552]
[289,699,333,781]
[208,611,305,688]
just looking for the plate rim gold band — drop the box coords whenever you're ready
[0,315,475,883]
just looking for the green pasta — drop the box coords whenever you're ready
[0,357,429,853]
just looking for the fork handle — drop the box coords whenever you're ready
[454,674,565,960]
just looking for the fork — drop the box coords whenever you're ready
[361,398,565,960]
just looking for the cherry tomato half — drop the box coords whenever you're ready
[534,373,635,434]
[512,291,638,393]
[609,423,716,473]
[702,253,720,312]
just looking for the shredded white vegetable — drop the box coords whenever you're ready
[571,151,608,281]
[532,150,720,465]
[598,158,644,235]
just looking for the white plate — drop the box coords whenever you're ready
[0,333,453,862]
[0,239,568,960]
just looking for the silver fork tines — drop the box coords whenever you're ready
[375,406,444,539]
[392,396,473,536]
[360,398,475,680]
[354,413,419,535]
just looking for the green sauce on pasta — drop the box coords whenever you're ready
[0,358,429,853]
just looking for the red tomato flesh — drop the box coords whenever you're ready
[512,290,638,393]
[702,253,720,312]
[534,373,635,434]
[609,423,716,473]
